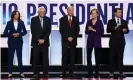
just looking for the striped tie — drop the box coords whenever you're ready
[40,18,43,28]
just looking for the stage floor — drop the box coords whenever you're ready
[1,78,133,80]
[1,72,133,80]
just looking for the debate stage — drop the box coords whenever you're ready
[1,71,133,80]
[1,1,133,80]
[1,78,133,80]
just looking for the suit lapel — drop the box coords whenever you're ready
[90,19,98,27]
[17,21,21,31]
[95,19,99,28]
[120,19,123,25]
[65,16,70,27]
[113,19,117,27]
[42,17,46,30]
[71,16,74,28]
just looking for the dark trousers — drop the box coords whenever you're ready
[87,48,101,75]
[109,44,125,73]
[32,45,49,75]
[8,43,23,73]
[62,43,76,75]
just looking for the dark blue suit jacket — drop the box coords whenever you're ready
[4,19,27,45]
[85,19,104,48]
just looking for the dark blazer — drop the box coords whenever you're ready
[4,19,27,45]
[30,16,51,46]
[85,19,104,48]
[107,19,129,46]
[59,15,80,46]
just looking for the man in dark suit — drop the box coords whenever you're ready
[59,6,80,78]
[107,8,129,78]
[30,7,51,78]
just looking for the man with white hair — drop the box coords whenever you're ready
[30,7,51,78]
[59,6,80,78]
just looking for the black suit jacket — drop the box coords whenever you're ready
[30,16,51,46]
[107,19,129,46]
[59,15,80,46]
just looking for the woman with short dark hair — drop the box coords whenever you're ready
[4,10,27,78]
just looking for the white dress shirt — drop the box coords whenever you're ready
[115,17,121,25]
[115,17,121,30]
[68,16,72,21]
[14,21,18,30]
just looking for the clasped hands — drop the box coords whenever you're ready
[115,25,127,33]
[12,33,20,37]
[88,26,96,32]
[68,37,73,42]
[38,39,45,45]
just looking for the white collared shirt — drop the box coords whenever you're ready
[68,16,72,21]
[115,17,121,25]
[14,21,18,30]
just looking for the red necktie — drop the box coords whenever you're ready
[69,16,72,28]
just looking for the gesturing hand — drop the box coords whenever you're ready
[88,27,96,32]
[123,28,127,33]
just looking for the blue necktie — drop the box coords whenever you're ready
[40,18,43,28]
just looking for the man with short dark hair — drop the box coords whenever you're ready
[107,8,129,78]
